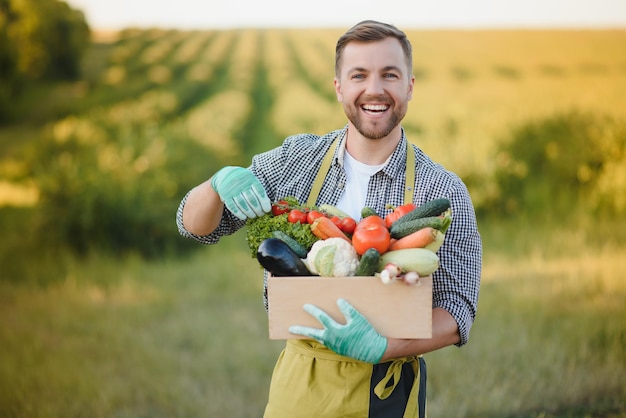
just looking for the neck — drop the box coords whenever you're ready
[344,125,403,165]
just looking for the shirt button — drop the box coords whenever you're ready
[337,181,344,190]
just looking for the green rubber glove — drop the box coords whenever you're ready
[211,166,271,220]
[289,298,388,364]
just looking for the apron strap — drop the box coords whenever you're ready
[306,136,416,208]
[306,136,338,208]
[405,141,416,204]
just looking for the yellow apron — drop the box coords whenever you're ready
[264,136,426,417]
[263,339,424,418]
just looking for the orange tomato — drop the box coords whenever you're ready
[352,217,391,255]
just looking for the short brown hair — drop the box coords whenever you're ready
[335,20,413,77]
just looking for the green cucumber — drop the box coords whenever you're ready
[271,231,308,258]
[355,248,381,276]
[395,198,450,226]
[390,216,446,239]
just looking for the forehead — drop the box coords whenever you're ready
[339,37,409,74]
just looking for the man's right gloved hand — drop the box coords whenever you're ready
[211,166,271,220]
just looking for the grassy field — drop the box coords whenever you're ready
[1,28,626,417]
[1,220,625,417]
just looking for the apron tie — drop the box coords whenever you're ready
[374,359,404,399]
[374,358,422,415]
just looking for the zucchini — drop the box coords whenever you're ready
[423,230,445,253]
[319,204,350,219]
[272,230,308,258]
[390,216,446,239]
[379,248,440,276]
[394,198,450,226]
[257,238,312,276]
[355,248,381,276]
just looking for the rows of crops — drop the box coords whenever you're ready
[3,27,626,258]
[60,28,626,177]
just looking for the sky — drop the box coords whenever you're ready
[65,0,626,30]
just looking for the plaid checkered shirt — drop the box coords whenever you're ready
[177,126,482,346]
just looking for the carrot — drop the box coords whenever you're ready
[389,227,438,251]
[310,216,351,242]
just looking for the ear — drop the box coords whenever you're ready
[407,75,415,101]
[334,78,343,102]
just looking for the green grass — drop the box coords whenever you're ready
[0,232,284,418]
[1,223,625,417]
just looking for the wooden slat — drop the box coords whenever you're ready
[267,275,432,340]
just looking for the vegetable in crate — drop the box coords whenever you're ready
[351,215,390,256]
[389,226,438,251]
[384,203,417,228]
[355,248,381,276]
[272,230,308,258]
[257,238,312,276]
[306,237,360,277]
[310,216,351,242]
[393,198,451,225]
[379,248,440,276]
[246,197,318,258]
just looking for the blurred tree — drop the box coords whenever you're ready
[3,0,89,80]
[0,0,21,121]
[0,0,89,121]
[492,110,626,218]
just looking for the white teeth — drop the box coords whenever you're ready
[362,104,388,112]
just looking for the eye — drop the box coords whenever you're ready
[351,73,365,80]
[383,73,399,79]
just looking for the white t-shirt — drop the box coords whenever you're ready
[336,151,385,220]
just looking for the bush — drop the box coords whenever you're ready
[491,110,626,218]
[28,121,221,258]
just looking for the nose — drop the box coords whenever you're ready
[364,77,385,95]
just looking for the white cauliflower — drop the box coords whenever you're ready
[306,237,359,277]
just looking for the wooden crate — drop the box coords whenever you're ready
[267,275,432,340]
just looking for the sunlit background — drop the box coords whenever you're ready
[1,1,626,417]
[66,0,626,29]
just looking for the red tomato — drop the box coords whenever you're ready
[271,200,290,216]
[329,216,342,228]
[306,210,325,224]
[351,219,391,255]
[359,215,387,228]
[339,217,357,234]
[385,203,417,228]
[287,209,308,224]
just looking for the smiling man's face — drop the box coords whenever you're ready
[334,37,414,141]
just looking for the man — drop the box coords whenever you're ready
[177,20,481,418]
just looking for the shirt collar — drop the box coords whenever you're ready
[334,126,408,178]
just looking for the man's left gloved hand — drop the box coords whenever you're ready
[211,166,271,220]
[289,298,388,364]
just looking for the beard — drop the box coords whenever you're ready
[344,98,407,140]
